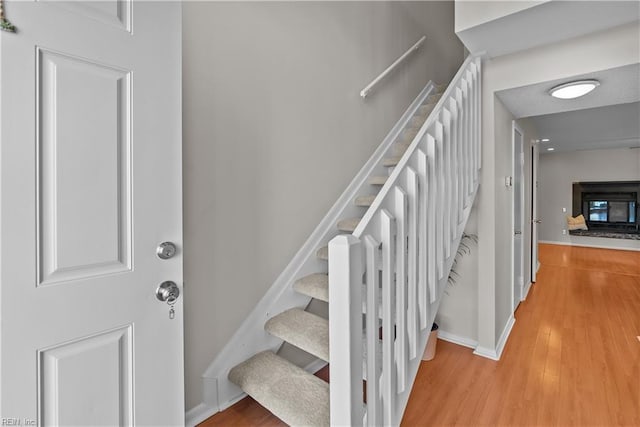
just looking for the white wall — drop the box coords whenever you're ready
[455,1,547,33]
[434,108,539,348]
[492,98,514,340]
[436,207,478,344]
[182,1,465,410]
[538,147,640,250]
[477,22,640,352]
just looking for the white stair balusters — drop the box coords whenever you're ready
[329,55,482,426]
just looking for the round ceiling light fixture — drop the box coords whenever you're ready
[549,79,600,99]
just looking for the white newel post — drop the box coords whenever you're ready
[329,234,364,426]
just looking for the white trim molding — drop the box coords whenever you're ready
[522,281,533,300]
[495,315,516,359]
[437,330,478,350]
[473,315,515,361]
[186,403,218,427]
[539,239,640,252]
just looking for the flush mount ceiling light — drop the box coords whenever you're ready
[547,147,555,151]
[549,80,600,99]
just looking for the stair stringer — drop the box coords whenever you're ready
[196,81,440,416]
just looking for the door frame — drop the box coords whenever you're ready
[531,142,540,284]
[511,121,525,312]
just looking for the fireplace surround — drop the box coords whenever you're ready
[572,181,640,237]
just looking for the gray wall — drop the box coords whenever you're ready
[182,1,464,410]
[538,147,640,250]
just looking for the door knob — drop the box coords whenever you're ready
[156,281,180,302]
[533,219,542,224]
[514,230,522,235]
[156,242,177,259]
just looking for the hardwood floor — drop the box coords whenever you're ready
[403,243,640,426]
[200,244,640,426]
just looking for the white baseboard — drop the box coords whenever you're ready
[522,281,532,300]
[495,315,515,359]
[472,315,515,361]
[186,403,219,427]
[473,345,498,360]
[539,239,640,252]
[437,330,478,349]
[538,240,570,245]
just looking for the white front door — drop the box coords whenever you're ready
[0,2,184,425]
[512,123,525,311]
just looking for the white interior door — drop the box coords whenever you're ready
[512,123,525,311]
[0,2,184,424]
[531,143,540,283]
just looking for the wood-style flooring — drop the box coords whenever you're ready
[200,243,640,426]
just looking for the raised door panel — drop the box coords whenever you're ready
[39,326,133,426]
[38,48,131,286]
[40,0,132,32]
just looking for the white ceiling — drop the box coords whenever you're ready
[457,1,640,154]
[496,63,640,153]
[496,63,640,118]
[529,102,640,153]
[456,1,640,58]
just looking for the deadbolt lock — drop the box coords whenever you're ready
[156,242,177,259]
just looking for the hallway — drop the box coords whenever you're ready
[403,243,640,426]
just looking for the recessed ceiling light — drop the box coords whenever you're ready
[541,138,550,142]
[547,147,555,151]
[549,80,600,99]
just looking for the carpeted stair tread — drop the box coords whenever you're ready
[435,82,448,92]
[409,114,427,129]
[392,141,412,157]
[228,350,329,427]
[383,156,401,167]
[427,93,442,104]
[337,217,361,233]
[316,245,328,261]
[355,194,376,207]
[417,102,437,117]
[293,273,328,302]
[368,175,388,186]
[265,308,329,362]
[402,126,421,141]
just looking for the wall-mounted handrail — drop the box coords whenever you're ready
[360,36,426,99]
